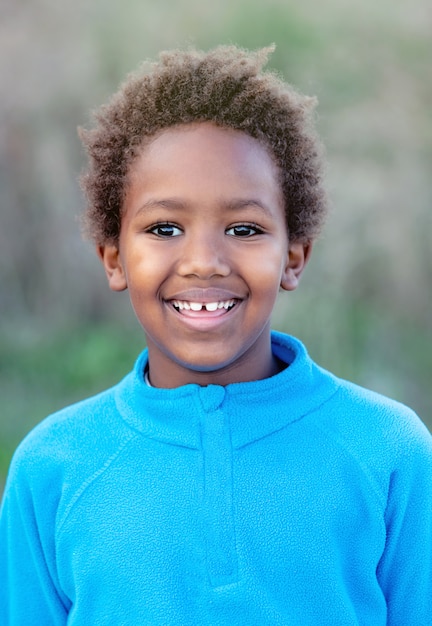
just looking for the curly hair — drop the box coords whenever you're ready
[79,45,328,245]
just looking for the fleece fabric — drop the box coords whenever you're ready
[1,332,431,625]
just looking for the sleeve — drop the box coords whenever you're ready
[0,449,70,625]
[376,421,432,625]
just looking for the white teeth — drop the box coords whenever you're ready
[172,299,236,312]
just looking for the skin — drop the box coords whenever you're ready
[98,122,312,388]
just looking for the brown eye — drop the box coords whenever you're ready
[147,223,182,237]
[226,224,263,237]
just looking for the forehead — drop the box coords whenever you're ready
[121,121,287,233]
[128,122,281,191]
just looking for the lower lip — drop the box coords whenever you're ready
[166,302,240,331]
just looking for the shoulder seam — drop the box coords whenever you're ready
[313,416,387,510]
[236,383,341,450]
[55,431,138,539]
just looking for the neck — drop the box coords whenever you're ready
[147,350,284,389]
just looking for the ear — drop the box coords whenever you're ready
[280,241,313,291]
[97,244,128,292]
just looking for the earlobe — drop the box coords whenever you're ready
[97,244,128,292]
[280,242,313,292]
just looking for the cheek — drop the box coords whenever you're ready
[126,244,168,281]
[246,244,288,290]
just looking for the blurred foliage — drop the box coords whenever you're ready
[0,0,431,490]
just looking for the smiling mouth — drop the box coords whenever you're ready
[171,299,237,313]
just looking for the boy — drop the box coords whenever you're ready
[1,45,431,625]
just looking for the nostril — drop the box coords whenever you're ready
[176,249,231,279]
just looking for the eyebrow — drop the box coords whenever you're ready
[135,197,273,216]
[224,199,273,216]
[135,198,185,214]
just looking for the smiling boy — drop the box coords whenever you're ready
[1,46,431,625]
[100,122,308,387]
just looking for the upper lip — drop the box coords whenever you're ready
[165,288,243,303]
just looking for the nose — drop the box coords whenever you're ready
[176,232,231,279]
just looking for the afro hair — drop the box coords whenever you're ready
[79,45,328,245]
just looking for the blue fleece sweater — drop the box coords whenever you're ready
[1,332,431,625]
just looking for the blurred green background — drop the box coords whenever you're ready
[1,0,431,493]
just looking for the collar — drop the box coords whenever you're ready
[114,331,340,449]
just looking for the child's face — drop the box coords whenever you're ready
[99,122,310,387]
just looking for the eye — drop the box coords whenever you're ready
[146,222,183,237]
[225,223,264,238]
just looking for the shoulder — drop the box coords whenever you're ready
[314,371,432,486]
[14,387,117,461]
[271,331,432,454]
[2,377,142,538]
[330,374,430,446]
[273,329,432,473]
[7,377,136,499]
[273,331,429,435]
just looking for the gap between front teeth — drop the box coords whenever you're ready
[173,300,235,312]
